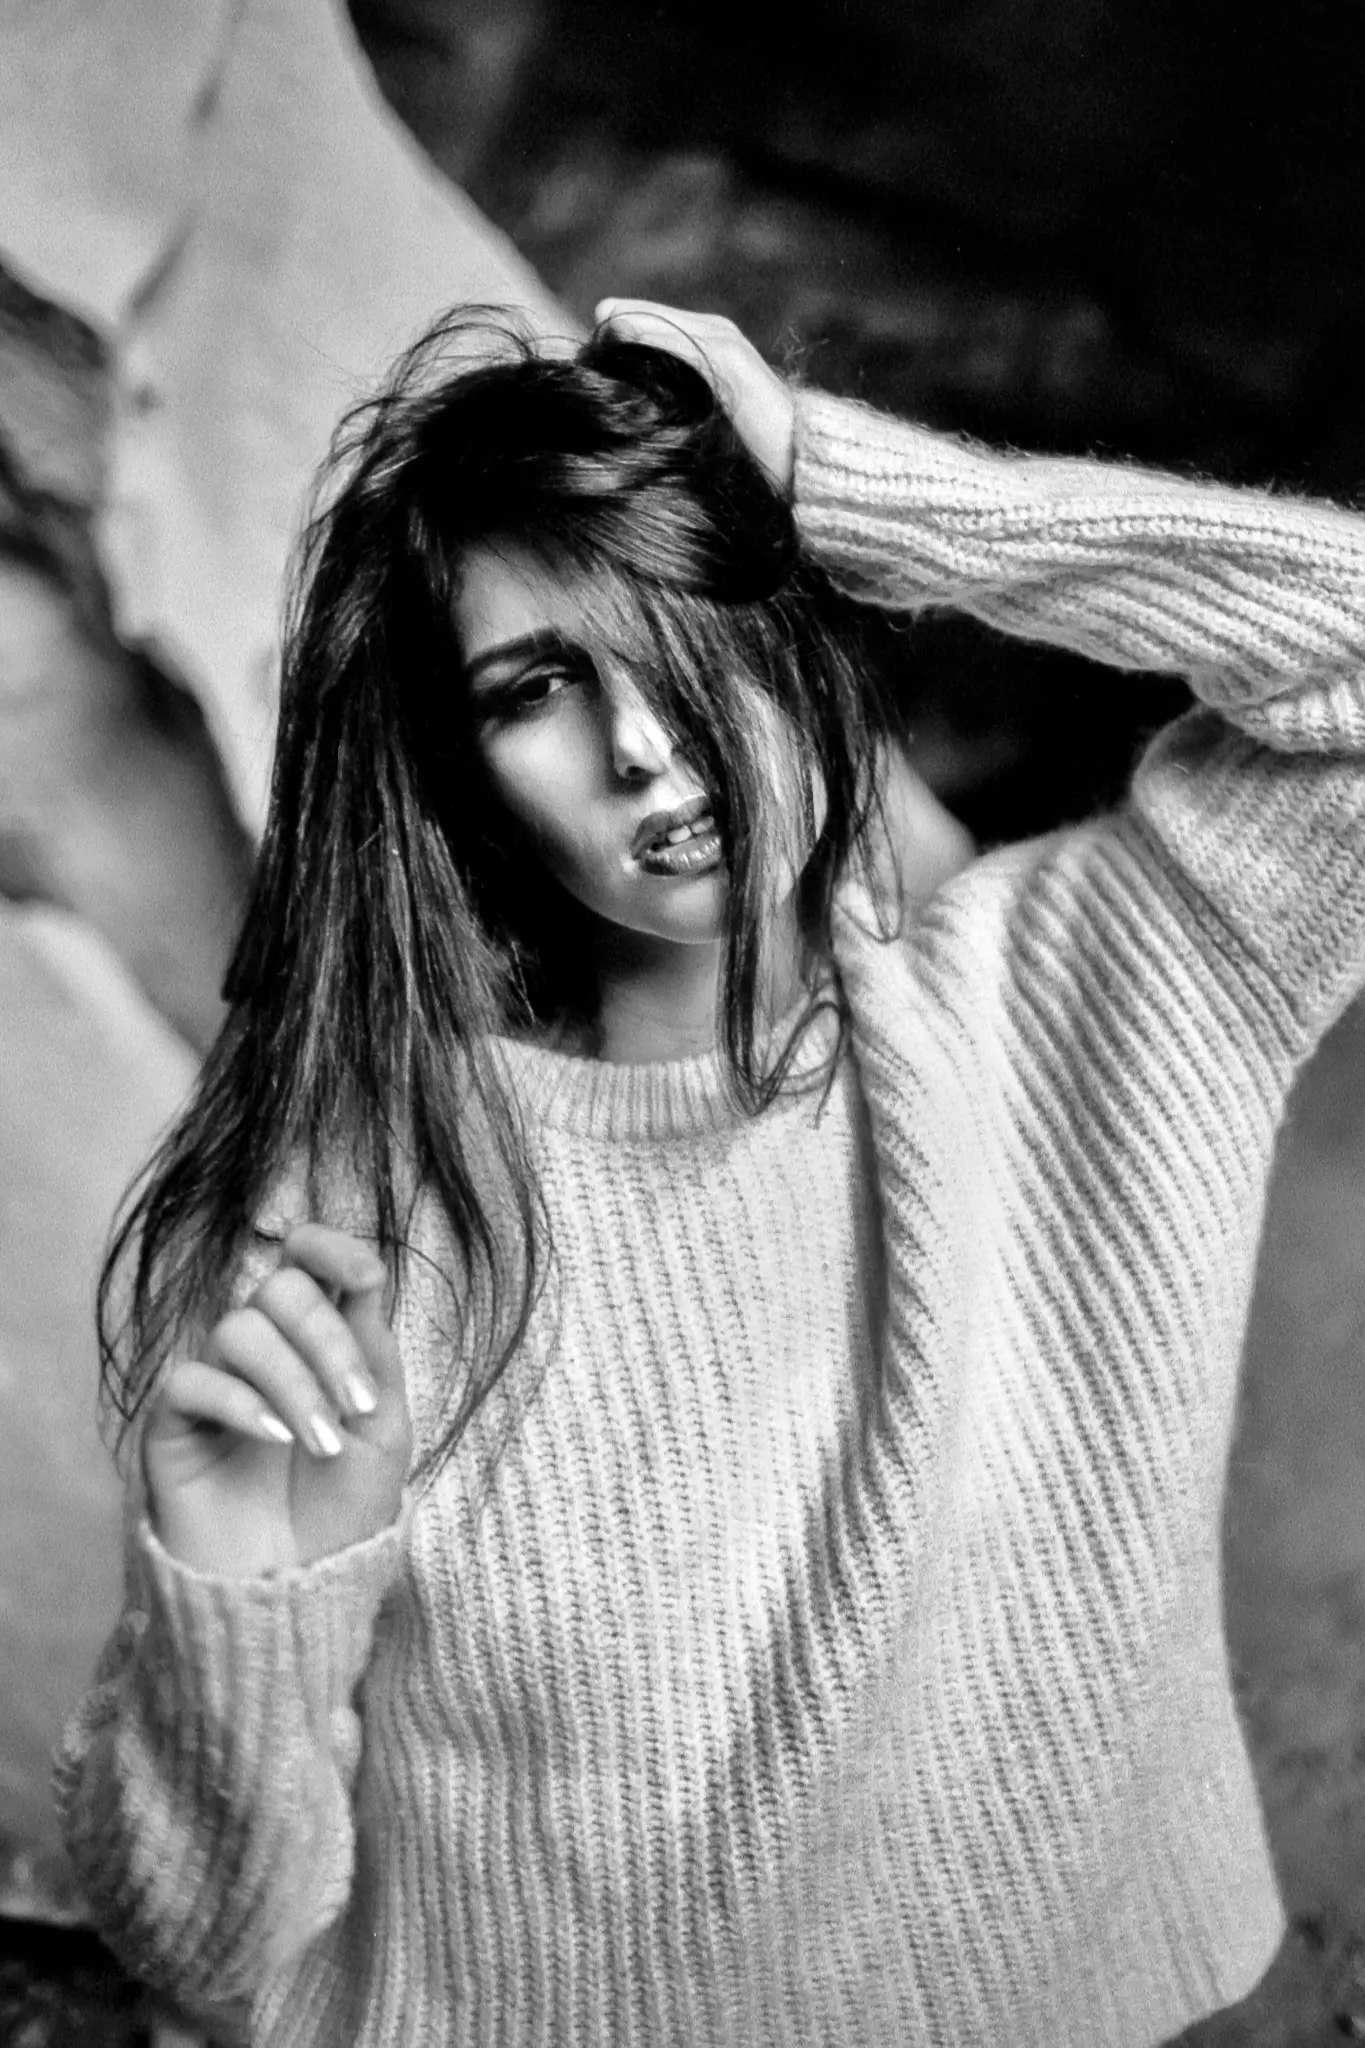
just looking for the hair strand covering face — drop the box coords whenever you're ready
[97,306,900,1483]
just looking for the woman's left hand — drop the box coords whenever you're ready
[595,299,796,498]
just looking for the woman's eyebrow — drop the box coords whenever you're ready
[464,630,575,683]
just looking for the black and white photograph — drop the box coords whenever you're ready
[2,2,1365,2041]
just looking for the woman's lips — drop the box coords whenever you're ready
[631,795,724,876]
[630,793,710,858]
[636,817,724,877]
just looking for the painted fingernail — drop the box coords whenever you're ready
[256,1412,294,1444]
[345,1372,377,1416]
[310,1415,344,1458]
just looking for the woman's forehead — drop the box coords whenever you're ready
[453,541,616,667]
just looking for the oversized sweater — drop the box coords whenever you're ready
[55,389,1365,2046]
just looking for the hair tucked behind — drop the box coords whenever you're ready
[97,307,898,1484]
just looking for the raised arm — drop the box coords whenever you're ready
[792,384,1365,754]
[598,300,1365,1049]
[792,386,1365,1046]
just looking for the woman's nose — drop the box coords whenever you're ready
[606,684,674,782]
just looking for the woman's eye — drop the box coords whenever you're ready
[515,668,570,707]
[480,665,581,724]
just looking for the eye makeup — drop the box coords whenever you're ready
[467,632,597,724]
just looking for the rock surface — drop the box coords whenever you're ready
[0,901,197,1917]
[0,0,230,334]
[0,0,571,1928]
[1,0,569,836]
[0,556,248,1051]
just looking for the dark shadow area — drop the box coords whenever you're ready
[351,0,1365,842]
[0,1917,151,2048]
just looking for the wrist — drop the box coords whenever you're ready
[150,1502,299,1580]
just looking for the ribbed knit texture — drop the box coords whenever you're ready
[55,391,1365,2045]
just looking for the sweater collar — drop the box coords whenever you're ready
[490,989,846,1143]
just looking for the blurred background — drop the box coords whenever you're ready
[2,0,1365,2040]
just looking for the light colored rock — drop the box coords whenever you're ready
[0,899,197,1910]
[0,554,249,1049]
[0,0,230,332]
[1,0,570,834]
[0,1,568,1926]
[99,0,570,831]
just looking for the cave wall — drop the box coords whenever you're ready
[0,0,562,1914]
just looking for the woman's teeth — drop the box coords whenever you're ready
[639,813,722,874]
[664,815,710,844]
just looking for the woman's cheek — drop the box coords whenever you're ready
[483,721,574,833]
[479,738,599,895]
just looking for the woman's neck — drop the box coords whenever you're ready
[579,899,808,1066]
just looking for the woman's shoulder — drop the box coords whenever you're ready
[836,800,1285,1093]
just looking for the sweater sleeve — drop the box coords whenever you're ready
[52,1489,406,2020]
[796,387,1365,1047]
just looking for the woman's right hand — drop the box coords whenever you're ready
[595,299,796,498]
[141,1224,412,1578]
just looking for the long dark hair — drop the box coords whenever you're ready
[98,308,899,1483]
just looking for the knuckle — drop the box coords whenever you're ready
[152,1362,192,1411]
[304,1310,358,1381]
[258,1258,303,1299]
[253,1265,316,1319]
[282,1219,325,1252]
[212,1305,265,1354]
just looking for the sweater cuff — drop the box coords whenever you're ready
[130,1505,409,1732]
[794,386,948,518]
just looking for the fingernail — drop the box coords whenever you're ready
[310,1415,344,1458]
[257,1412,294,1444]
[345,1372,377,1416]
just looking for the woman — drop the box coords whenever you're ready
[56,299,1365,2045]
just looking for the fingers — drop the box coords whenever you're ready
[153,1358,300,1448]
[278,1223,404,1395]
[276,1221,386,1299]
[205,1305,351,1458]
[594,299,731,380]
[594,298,795,496]
[149,1225,405,1466]
[243,1263,377,1425]
[595,297,737,335]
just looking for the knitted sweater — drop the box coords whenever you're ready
[55,390,1365,2046]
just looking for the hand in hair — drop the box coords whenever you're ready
[141,1225,411,1577]
[595,299,796,498]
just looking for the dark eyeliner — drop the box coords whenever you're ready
[477,650,594,725]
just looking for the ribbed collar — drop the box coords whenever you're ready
[489,992,846,1144]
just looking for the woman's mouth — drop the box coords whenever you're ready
[631,797,725,877]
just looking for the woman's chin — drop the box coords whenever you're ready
[593,871,729,949]
[637,893,729,948]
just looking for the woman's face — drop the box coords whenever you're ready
[453,541,819,950]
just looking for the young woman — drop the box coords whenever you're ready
[56,299,1365,2046]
